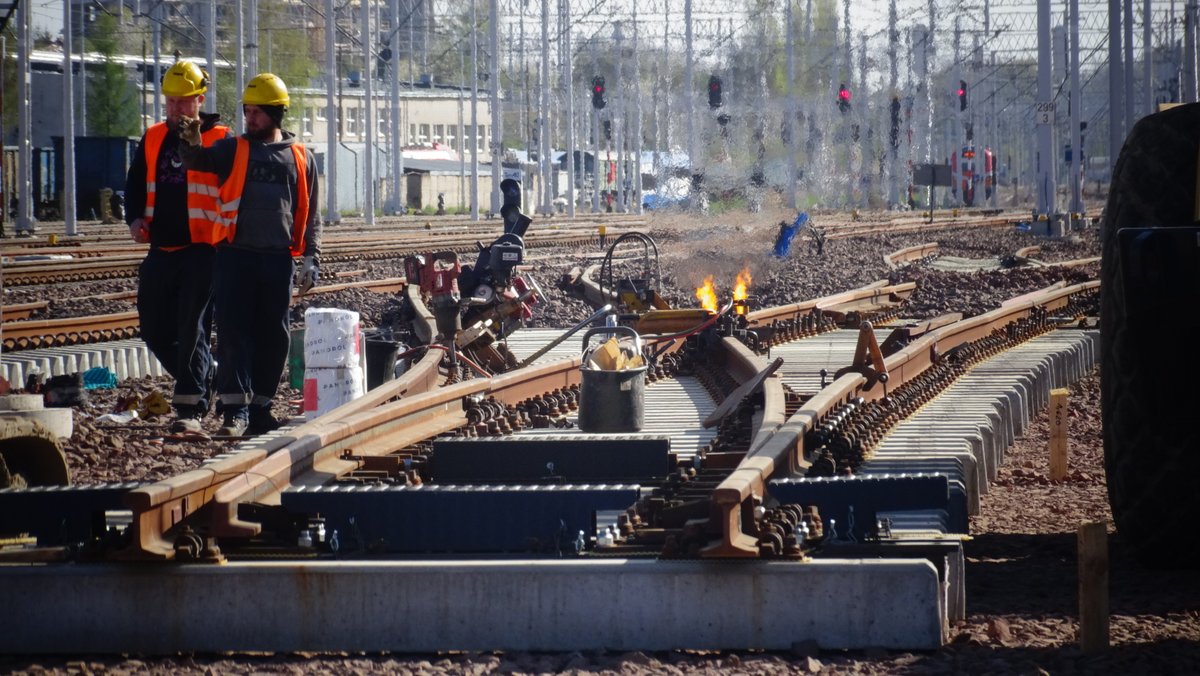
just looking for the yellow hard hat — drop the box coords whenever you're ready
[243,73,290,107]
[162,60,209,97]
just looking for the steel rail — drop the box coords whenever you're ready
[884,242,940,268]
[704,280,1100,557]
[1,279,411,352]
[0,214,647,250]
[206,356,584,541]
[1,301,47,322]
[577,263,618,308]
[743,281,917,327]
[1,311,141,350]
[1,231,604,286]
[878,281,1100,397]
[108,276,1094,560]
[121,284,443,558]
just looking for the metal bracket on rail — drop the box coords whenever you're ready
[834,321,889,390]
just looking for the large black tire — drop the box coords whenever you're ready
[1100,103,1200,567]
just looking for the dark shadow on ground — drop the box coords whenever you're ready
[966,531,1200,617]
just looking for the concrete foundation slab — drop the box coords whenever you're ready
[0,558,944,653]
[0,408,73,438]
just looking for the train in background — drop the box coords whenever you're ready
[3,138,140,223]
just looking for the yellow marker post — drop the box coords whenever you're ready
[1049,387,1069,480]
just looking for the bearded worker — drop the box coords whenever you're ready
[179,73,321,438]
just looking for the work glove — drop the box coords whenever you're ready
[296,255,319,294]
[178,116,202,146]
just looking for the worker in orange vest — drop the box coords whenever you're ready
[179,73,321,438]
[124,59,232,436]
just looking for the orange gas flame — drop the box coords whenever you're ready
[733,268,752,314]
[696,275,718,312]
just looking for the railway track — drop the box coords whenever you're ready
[0,207,1065,288]
[0,263,1099,651]
[0,227,606,286]
[0,211,640,279]
[0,219,1099,653]
[0,278,407,354]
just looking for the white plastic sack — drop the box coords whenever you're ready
[304,307,361,368]
[303,366,365,420]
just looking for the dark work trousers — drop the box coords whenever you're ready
[136,245,216,410]
[214,246,294,412]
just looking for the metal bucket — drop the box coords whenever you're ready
[363,331,401,391]
[577,325,646,434]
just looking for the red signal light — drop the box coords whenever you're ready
[591,75,607,109]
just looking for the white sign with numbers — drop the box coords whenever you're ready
[1036,101,1056,125]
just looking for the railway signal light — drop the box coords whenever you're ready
[958,79,968,111]
[603,119,612,140]
[708,75,723,109]
[837,83,852,114]
[591,76,607,110]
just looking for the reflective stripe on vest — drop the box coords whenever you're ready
[185,126,233,244]
[142,123,168,221]
[143,122,229,245]
[217,138,311,256]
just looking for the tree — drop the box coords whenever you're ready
[216,3,321,130]
[86,14,140,137]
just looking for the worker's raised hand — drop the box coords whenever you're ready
[129,217,150,243]
[178,116,202,146]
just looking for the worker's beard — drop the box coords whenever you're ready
[246,124,280,142]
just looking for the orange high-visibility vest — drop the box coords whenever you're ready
[216,138,310,256]
[142,122,230,245]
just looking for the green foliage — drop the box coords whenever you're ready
[32,29,55,49]
[424,0,480,86]
[214,75,242,130]
[215,3,320,131]
[708,195,746,215]
[87,14,141,138]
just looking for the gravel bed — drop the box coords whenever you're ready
[7,208,1193,673]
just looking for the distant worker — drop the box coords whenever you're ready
[124,59,232,435]
[179,72,321,438]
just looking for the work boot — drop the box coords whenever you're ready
[247,405,284,436]
[215,408,249,439]
[168,406,205,435]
